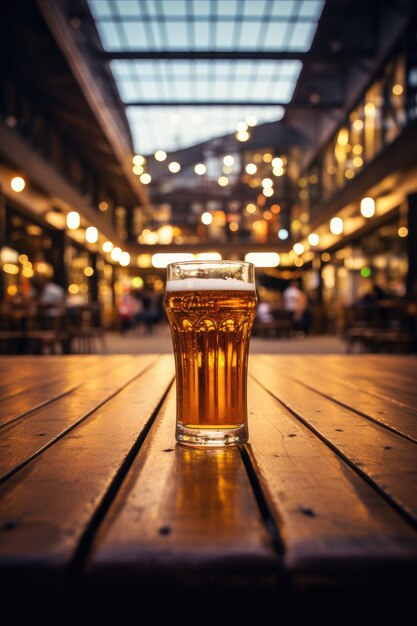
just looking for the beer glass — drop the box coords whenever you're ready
[164,260,257,447]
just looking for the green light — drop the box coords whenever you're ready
[360,267,371,278]
[132,276,144,288]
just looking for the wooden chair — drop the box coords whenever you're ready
[25,303,69,354]
[67,303,107,354]
[344,299,416,353]
[0,301,32,353]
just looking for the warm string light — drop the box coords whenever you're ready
[293,243,304,255]
[111,247,122,262]
[360,197,375,218]
[67,211,80,229]
[201,212,213,225]
[10,176,25,192]
[330,217,344,235]
[194,163,206,175]
[308,233,320,246]
[86,226,98,243]
[236,130,250,142]
[154,150,167,161]
[119,252,130,266]
[168,161,181,173]
[140,173,151,184]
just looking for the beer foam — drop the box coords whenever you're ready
[166,278,255,292]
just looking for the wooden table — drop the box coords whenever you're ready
[1,355,417,624]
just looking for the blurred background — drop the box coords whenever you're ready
[0,0,416,355]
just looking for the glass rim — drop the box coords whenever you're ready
[167,260,253,269]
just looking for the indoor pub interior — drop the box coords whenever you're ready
[1,0,416,354]
[1,2,417,625]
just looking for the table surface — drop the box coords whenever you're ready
[1,354,417,622]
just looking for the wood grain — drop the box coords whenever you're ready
[0,356,103,401]
[244,376,417,582]
[250,357,417,528]
[87,386,279,591]
[305,355,417,410]
[0,355,132,428]
[256,355,417,443]
[366,354,417,378]
[0,355,158,480]
[0,355,175,588]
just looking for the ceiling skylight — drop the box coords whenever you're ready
[126,105,285,155]
[87,0,325,154]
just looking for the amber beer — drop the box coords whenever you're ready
[165,261,256,447]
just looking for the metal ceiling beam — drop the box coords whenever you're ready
[37,0,151,211]
[103,51,371,61]
[124,101,343,109]
[104,51,308,60]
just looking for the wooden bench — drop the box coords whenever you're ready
[345,326,414,353]
[0,354,416,624]
[344,300,417,353]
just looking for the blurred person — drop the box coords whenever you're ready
[141,288,163,334]
[284,281,312,335]
[117,289,140,334]
[293,289,312,335]
[256,300,274,323]
[283,281,303,317]
[356,280,387,324]
[31,275,65,304]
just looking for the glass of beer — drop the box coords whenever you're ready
[164,260,257,447]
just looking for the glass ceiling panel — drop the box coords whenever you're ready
[126,105,285,155]
[217,1,239,17]
[88,0,325,153]
[115,1,141,17]
[244,0,268,15]
[110,59,302,104]
[90,0,325,52]
[162,0,187,17]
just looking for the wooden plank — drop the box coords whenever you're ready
[0,355,175,588]
[0,355,103,395]
[0,355,158,480]
[86,386,279,592]
[258,355,417,443]
[311,354,417,388]
[0,355,132,428]
[245,375,417,582]
[0,355,109,399]
[365,354,417,378]
[250,357,417,527]
[311,355,417,409]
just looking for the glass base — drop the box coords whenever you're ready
[176,422,248,448]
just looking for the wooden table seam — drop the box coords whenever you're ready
[0,355,163,485]
[254,355,417,445]
[249,368,417,532]
[0,355,135,430]
[68,376,176,586]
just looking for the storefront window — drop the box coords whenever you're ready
[66,246,91,303]
[306,51,407,206]
[322,214,408,309]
